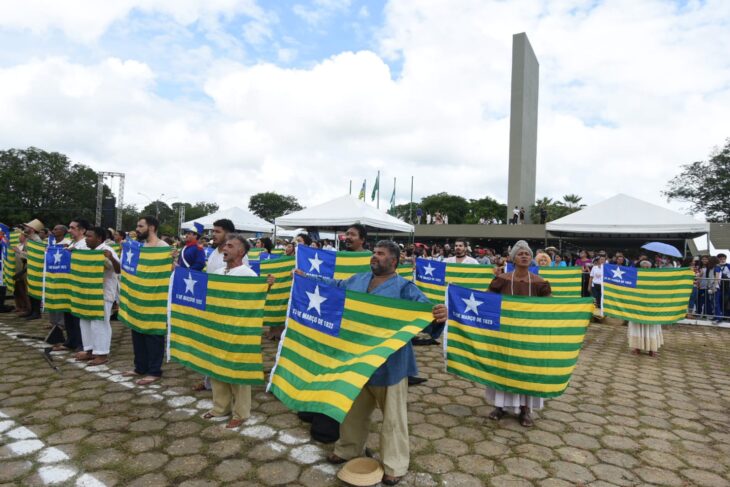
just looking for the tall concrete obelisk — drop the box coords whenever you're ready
[506,33,539,223]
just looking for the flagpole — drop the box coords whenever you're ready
[376,170,380,209]
[349,180,352,195]
[392,177,396,213]
[409,176,414,224]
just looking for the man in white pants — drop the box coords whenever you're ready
[75,226,120,366]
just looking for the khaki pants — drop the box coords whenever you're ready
[334,378,409,477]
[209,378,251,420]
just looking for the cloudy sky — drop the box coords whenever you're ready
[1,0,728,215]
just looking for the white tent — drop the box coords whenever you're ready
[183,207,273,233]
[546,194,709,238]
[275,195,414,233]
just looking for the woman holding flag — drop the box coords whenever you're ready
[486,240,551,427]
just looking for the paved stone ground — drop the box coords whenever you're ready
[0,313,729,486]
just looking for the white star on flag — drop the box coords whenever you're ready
[53,250,63,264]
[306,285,327,315]
[125,249,134,265]
[308,252,323,273]
[611,267,625,280]
[462,292,483,314]
[183,272,197,295]
[423,262,436,276]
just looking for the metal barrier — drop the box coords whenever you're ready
[689,276,730,322]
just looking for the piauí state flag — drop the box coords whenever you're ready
[119,241,172,335]
[396,263,414,281]
[415,257,494,302]
[445,283,594,397]
[2,230,21,293]
[169,269,270,384]
[26,240,47,300]
[505,263,583,297]
[295,244,371,280]
[268,274,434,422]
[358,179,366,200]
[601,264,694,324]
[43,249,106,320]
[260,255,296,328]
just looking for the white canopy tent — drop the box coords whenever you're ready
[546,194,709,238]
[183,206,274,233]
[275,195,414,233]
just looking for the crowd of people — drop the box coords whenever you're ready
[0,216,725,485]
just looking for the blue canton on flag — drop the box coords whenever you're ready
[296,244,336,278]
[260,252,281,261]
[171,269,208,311]
[248,261,260,276]
[415,257,446,285]
[603,264,637,288]
[447,284,502,331]
[121,240,142,275]
[288,274,345,337]
[204,247,214,259]
[505,263,539,274]
[45,246,72,273]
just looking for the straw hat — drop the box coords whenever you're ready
[336,457,383,486]
[22,218,44,233]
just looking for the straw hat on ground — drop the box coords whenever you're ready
[336,457,384,486]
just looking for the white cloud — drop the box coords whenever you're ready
[1,0,729,219]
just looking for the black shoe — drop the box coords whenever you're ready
[23,313,41,320]
[408,376,427,386]
[412,338,440,346]
[0,306,14,313]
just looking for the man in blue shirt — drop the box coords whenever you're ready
[296,240,446,485]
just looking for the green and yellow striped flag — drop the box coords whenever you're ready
[506,264,583,298]
[334,250,371,279]
[269,274,434,422]
[248,248,264,260]
[44,250,106,320]
[2,230,21,293]
[26,240,46,300]
[169,270,269,385]
[260,256,295,328]
[601,264,694,324]
[396,264,414,281]
[415,258,494,302]
[445,284,593,397]
[119,242,172,335]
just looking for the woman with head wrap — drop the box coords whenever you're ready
[486,240,551,427]
[628,260,664,356]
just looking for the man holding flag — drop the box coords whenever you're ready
[296,240,446,485]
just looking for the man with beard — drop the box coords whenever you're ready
[53,218,90,352]
[297,240,446,485]
[122,216,169,385]
[75,227,120,366]
[443,239,479,264]
[206,219,236,273]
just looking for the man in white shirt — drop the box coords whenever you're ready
[588,255,606,316]
[54,218,90,352]
[203,233,274,428]
[443,239,479,265]
[206,218,236,273]
[75,227,120,366]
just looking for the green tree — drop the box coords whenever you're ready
[530,195,584,223]
[664,138,730,222]
[121,204,140,231]
[420,192,470,224]
[467,196,507,223]
[561,194,584,210]
[0,147,107,226]
[248,192,302,222]
[184,202,219,221]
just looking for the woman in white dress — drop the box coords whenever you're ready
[628,260,664,357]
[485,240,552,427]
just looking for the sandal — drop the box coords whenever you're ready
[226,418,244,429]
[121,370,141,377]
[326,453,347,465]
[75,351,93,361]
[87,357,109,366]
[202,412,216,420]
[382,474,403,485]
[488,407,506,420]
[519,411,534,428]
[192,382,207,392]
[135,376,160,386]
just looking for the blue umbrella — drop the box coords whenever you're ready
[641,242,682,258]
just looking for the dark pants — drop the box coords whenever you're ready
[132,330,164,377]
[63,312,82,351]
[592,284,602,310]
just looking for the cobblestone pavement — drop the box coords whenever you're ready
[0,314,729,486]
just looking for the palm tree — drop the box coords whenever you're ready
[562,194,584,210]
